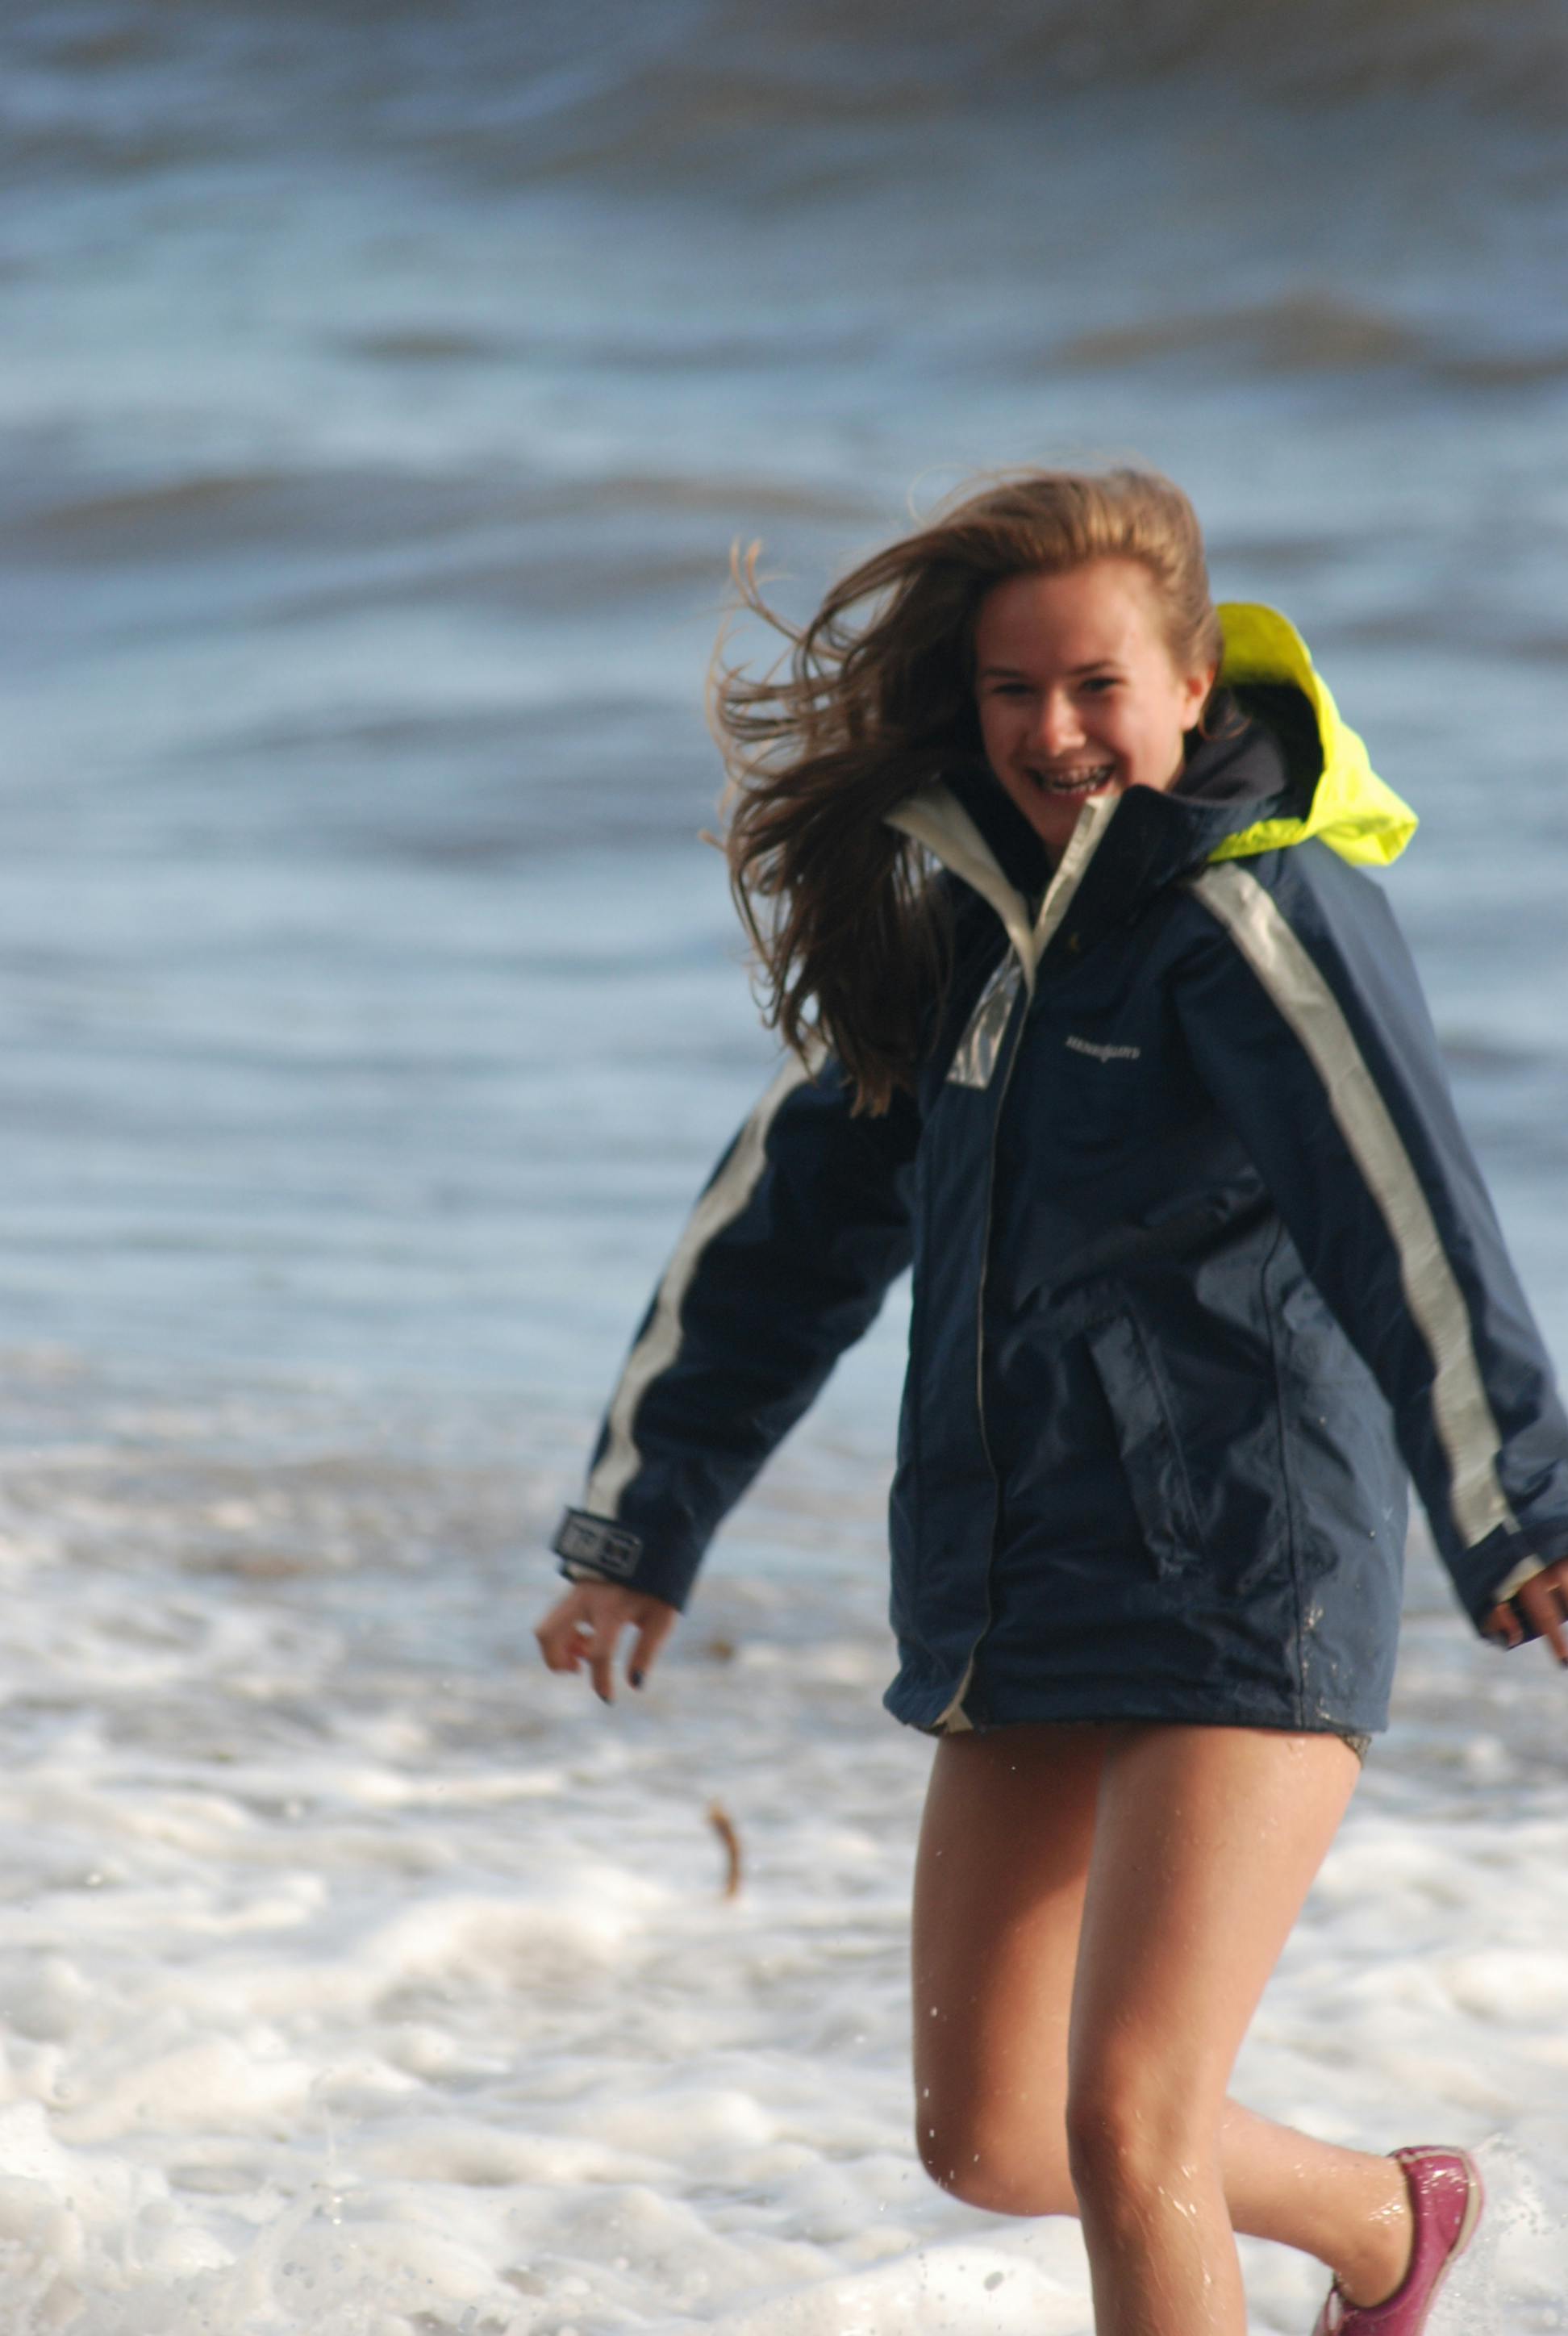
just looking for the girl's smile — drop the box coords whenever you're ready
[973,557,1216,857]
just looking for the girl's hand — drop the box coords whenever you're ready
[534,1580,678,1704]
[1486,1558,1568,1663]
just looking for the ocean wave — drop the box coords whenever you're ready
[1052,294,1568,387]
[2,0,1562,197]
[384,0,1568,170]
[732,0,1568,108]
[10,461,877,576]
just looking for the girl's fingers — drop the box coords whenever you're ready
[1486,1600,1524,1650]
[588,1614,622,1704]
[535,1584,680,1699]
[540,1607,582,1662]
[628,1600,677,1687]
[534,1609,573,1671]
[534,1591,605,1675]
[1518,1568,1568,1666]
[1491,1562,1568,1663]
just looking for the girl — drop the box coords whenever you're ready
[535,469,1568,2335]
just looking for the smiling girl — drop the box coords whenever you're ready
[974,560,1211,851]
[536,469,1568,2335]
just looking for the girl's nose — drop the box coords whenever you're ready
[1033,691,1085,756]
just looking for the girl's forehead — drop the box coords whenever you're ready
[974,562,1168,665]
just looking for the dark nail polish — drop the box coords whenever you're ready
[630,1668,644,1689]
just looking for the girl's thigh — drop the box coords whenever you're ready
[909,1720,1362,2213]
[911,1721,1107,2210]
[1068,1723,1362,2155]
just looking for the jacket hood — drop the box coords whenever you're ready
[886,603,1416,990]
[1209,603,1416,870]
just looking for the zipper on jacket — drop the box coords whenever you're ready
[937,989,1031,1731]
[917,792,1121,1733]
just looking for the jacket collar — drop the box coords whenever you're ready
[885,603,1417,989]
[888,742,1275,991]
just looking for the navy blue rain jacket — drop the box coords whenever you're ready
[553,607,1568,1736]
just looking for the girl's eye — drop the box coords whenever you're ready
[1078,676,1117,696]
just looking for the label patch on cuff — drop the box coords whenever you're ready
[553,1509,642,1579]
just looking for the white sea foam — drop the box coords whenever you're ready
[0,1374,1559,2332]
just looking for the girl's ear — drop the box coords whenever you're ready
[1183,662,1220,732]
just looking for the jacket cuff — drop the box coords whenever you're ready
[1461,1521,1568,1638]
[551,1508,699,1610]
[1491,1555,1548,1606]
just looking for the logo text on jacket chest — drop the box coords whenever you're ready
[1064,1034,1141,1063]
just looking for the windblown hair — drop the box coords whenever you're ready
[712,467,1223,1114]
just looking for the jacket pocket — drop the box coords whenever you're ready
[1084,1312,1207,1578]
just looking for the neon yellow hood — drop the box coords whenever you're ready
[1209,603,1416,868]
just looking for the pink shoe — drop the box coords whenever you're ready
[1312,2146,1483,2335]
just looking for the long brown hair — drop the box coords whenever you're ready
[712,468,1222,1113]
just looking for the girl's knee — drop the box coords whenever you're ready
[1064,2068,1218,2216]
[915,2112,1075,2217]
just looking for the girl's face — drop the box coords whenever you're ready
[973,559,1216,861]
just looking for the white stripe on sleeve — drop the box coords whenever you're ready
[584,1052,816,1518]
[1191,863,1518,1550]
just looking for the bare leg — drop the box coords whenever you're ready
[1069,1722,1378,2333]
[912,1724,1410,2326]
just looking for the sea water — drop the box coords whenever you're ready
[2,2,1567,2326]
